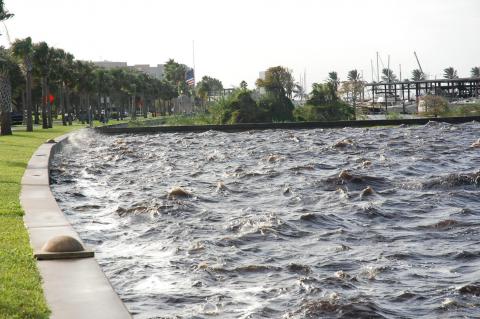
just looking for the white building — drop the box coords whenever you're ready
[131,64,165,80]
[92,61,165,80]
[93,61,128,69]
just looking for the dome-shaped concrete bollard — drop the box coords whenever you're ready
[42,235,85,253]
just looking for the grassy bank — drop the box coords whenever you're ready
[126,114,214,127]
[444,103,480,117]
[0,123,99,318]
[161,114,213,126]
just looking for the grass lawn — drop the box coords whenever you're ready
[0,120,124,318]
[127,114,214,127]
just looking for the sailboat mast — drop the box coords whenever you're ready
[387,55,390,82]
[304,68,306,96]
[371,59,374,83]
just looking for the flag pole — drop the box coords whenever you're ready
[192,40,197,111]
[192,40,196,87]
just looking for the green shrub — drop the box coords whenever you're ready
[421,95,449,116]
[293,101,355,122]
[441,103,480,117]
[258,93,294,122]
[386,112,402,120]
[209,90,268,124]
[162,114,213,126]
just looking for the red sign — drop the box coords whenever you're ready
[49,94,55,104]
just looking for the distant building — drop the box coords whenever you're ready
[93,61,128,69]
[258,71,267,95]
[92,60,165,80]
[131,64,165,80]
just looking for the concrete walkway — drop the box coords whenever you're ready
[20,133,131,319]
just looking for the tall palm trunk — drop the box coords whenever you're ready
[143,95,147,118]
[47,81,52,128]
[119,95,124,120]
[60,84,66,126]
[80,93,84,123]
[86,93,90,124]
[21,89,26,125]
[41,76,48,129]
[34,103,39,124]
[0,71,12,135]
[26,69,33,131]
[131,93,137,120]
[66,88,72,125]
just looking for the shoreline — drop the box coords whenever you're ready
[20,131,131,318]
[95,115,480,134]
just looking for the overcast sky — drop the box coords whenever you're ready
[2,0,479,89]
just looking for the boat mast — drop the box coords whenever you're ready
[371,59,374,83]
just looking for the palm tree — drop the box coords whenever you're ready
[443,67,458,79]
[48,48,67,125]
[0,47,16,135]
[346,69,362,118]
[62,53,76,125]
[0,0,14,135]
[328,71,339,91]
[196,80,209,108]
[0,0,12,22]
[136,73,151,118]
[381,68,397,83]
[12,37,34,131]
[110,67,128,120]
[33,42,51,129]
[158,80,178,115]
[471,67,480,78]
[75,61,96,123]
[94,68,116,122]
[120,70,138,120]
[164,58,187,95]
[347,69,360,82]
[240,80,248,91]
[46,47,60,128]
[411,69,425,81]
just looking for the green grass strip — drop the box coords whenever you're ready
[0,123,88,318]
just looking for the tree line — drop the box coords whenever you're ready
[205,61,480,125]
[207,66,358,124]
[0,35,196,135]
[0,1,210,135]
[378,66,480,82]
[2,1,479,133]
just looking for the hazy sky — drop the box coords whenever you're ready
[2,0,479,89]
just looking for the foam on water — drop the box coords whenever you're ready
[51,122,480,318]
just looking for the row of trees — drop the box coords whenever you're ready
[0,0,15,135]
[1,0,210,135]
[207,66,360,124]
[208,66,295,124]
[213,60,478,124]
[0,37,197,135]
[378,66,480,83]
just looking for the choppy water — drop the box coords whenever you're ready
[51,122,480,319]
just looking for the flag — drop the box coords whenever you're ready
[186,69,195,86]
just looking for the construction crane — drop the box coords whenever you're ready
[413,51,424,75]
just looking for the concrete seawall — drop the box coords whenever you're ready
[94,116,480,134]
[20,132,131,319]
